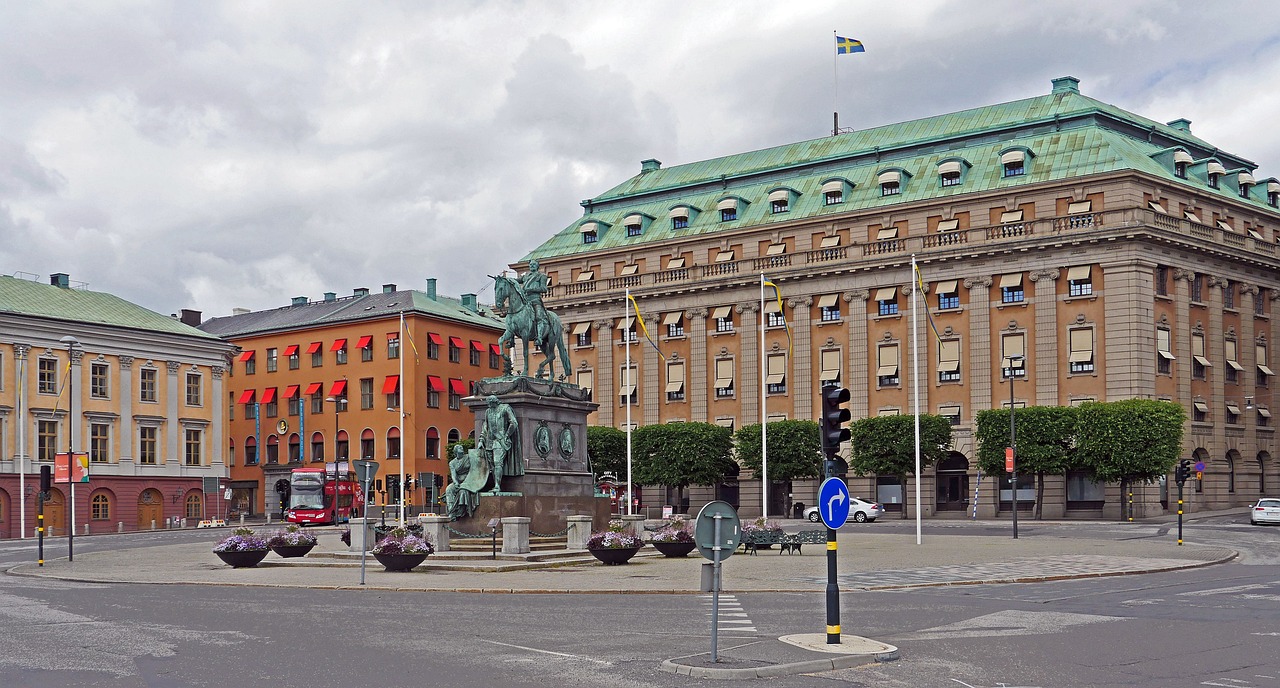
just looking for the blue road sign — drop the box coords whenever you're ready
[818,477,851,529]
[1194,461,1206,472]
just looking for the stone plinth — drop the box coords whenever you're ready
[417,514,450,552]
[502,517,531,554]
[566,515,593,550]
[452,492,611,535]
[347,517,378,552]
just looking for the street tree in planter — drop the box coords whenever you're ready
[1074,399,1185,521]
[734,420,821,514]
[848,414,952,519]
[586,425,627,479]
[632,422,735,514]
[975,405,1079,519]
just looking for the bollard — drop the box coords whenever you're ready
[265,513,272,525]
[150,519,156,531]
[118,522,124,534]
[84,523,90,535]
[180,518,187,528]
[239,514,245,526]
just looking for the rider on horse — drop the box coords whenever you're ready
[515,258,550,344]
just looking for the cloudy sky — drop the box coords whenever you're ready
[3,1,1279,319]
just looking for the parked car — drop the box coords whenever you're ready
[1250,498,1280,525]
[804,498,885,524]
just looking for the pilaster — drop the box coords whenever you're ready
[1099,259,1157,400]
[738,302,760,425]
[595,321,614,427]
[845,292,869,420]
[686,308,709,423]
[1029,269,1060,405]
[965,276,994,416]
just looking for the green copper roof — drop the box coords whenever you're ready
[523,79,1268,263]
[0,274,222,339]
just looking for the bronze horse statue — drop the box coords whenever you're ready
[491,274,571,380]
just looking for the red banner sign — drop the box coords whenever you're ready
[54,453,90,484]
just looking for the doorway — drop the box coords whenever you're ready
[41,488,66,536]
[935,452,970,511]
[138,488,164,530]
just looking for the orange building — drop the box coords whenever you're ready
[199,281,504,517]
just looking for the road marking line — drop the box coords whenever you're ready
[478,639,612,665]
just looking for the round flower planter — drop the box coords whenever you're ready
[270,544,316,558]
[651,541,697,558]
[215,550,269,568]
[373,552,428,572]
[589,546,641,565]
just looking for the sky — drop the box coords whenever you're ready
[3,1,1280,320]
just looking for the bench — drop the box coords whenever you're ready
[740,529,827,555]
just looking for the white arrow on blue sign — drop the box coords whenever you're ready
[818,477,851,529]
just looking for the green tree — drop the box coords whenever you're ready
[975,405,1079,519]
[733,420,822,481]
[586,425,627,478]
[1075,399,1185,520]
[632,422,736,511]
[847,414,952,519]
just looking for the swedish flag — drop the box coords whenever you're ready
[836,36,865,55]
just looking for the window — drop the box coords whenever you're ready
[573,322,592,347]
[91,363,109,399]
[874,288,898,316]
[1258,344,1274,387]
[1259,408,1272,428]
[470,341,482,366]
[935,280,959,310]
[713,359,734,398]
[1066,471,1105,505]
[1172,150,1191,179]
[243,352,256,375]
[384,375,400,409]
[1192,333,1209,380]
[617,317,638,344]
[1225,339,1242,384]
[140,368,157,402]
[490,347,502,369]
[185,494,202,520]
[427,376,442,408]
[387,334,400,360]
[184,428,202,466]
[712,306,734,333]
[245,437,258,465]
[663,312,684,338]
[427,333,440,360]
[424,429,439,459]
[360,336,374,362]
[1002,334,1026,378]
[766,354,787,394]
[665,362,685,402]
[769,189,791,214]
[1226,401,1242,425]
[878,170,901,196]
[941,171,961,187]
[1269,182,1279,207]
[1067,266,1092,297]
[1175,161,1188,179]
[92,493,110,520]
[1224,281,1236,310]
[576,370,593,397]
[288,389,301,416]
[38,358,57,394]
[448,338,461,363]
[620,365,638,405]
[37,420,57,461]
[1157,328,1174,375]
[90,423,110,463]
[1068,328,1095,374]
[266,347,278,372]
[310,389,324,414]
[263,388,278,418]
[672,214,689,230]
[1258,288,1267,316]
[287,345,300,369]
[228,393,235,421]
[999,209,1025,236]
[185,372,202,406]
[1001,150,1026,177]
[448,379,462,410]
[139,426,158,465]
[1155,266,1169,296]
[580,221,600,244]
[311,433,324,462]
[360,378,374,410]
[719,205,737,222]
[819,349,842,385]
[1208,171,1221,189]
[939,339,961,382]
[335,432,349,461]
[626,223,642,237]
[1192,274,1204,302]
[877,344,900,387]
[939,406,962,426]
[309,342,323,367]
[822,180,845,205]
[333,339,348,365]
[1000,273,1024,303]
[818,294,841,321]
[938,160,963,187]
[766,301,786,328]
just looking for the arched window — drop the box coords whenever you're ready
[387,427,401,459]
[185,493,203,519]
[1226,451,1237,493]
[311,432,325,462]
[244,436,258,465]
[336,430,349,461]
[425,427,440,458]
[360,428,375,459]
[91,493,110,520]
[265,434,279,464]
[448,428,461,444]
[288,433,301,462]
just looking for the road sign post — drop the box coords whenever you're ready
[695,501,741,663]
[818,477,850,644]
[353,459,379,586]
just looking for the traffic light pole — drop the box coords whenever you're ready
[1177,479,1184,546]
[820,384,850,645]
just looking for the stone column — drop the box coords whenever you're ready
[1241,285,1259,434]
[964,276,994,518]
[641,310,661,426]
[595,320,615,427]
[210,365,225,469]
[69,346,84,451]
[567,514,593,549]
[1206,275,1227,508]
[843,292,868,419]
[789,299,814,419]
[738,302,760,425]
[119,355,134,460]
[1029,269,1060,406]
[501,516,530,554]
[166,361,181,464]
[1099,259,1158,401]
[1172,269,1196,470]
[902,284,929,414]
[417,514,451,552]
[686,308,709,423]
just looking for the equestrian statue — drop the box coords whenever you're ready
[491,258,571,380]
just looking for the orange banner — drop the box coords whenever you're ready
[54,453,90,484]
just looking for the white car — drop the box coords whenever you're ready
[804,497,885,524]
[1250,498,1280,525]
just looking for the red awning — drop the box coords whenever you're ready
[449,336,464,348]
[260,388,277,404]
[330,339,347,352]
[490,343,502,355]
[306,342,322,354]
[238,351,255,362]
[428,333,443,345]
[470,340,484,352]
[329,380,347,396]
[284,385,299,399]
[283,345,299,356]
[237,389,255,405]
[426,375,444,391]
[386,332,399,340]
[382,375,400,394]
[304,382,323,395]
[356,335,373,349]
[449,378,467,395]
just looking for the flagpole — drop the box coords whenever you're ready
[760,273,768,520]
[625,288,633,517]
[832,30,838,134]
[399,309,406,526]
[912,255,922,545]
[18,355,26,538]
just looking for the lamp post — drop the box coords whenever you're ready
[1006,353,1024,540]
[59,335,79,561]
[325,395,346,524]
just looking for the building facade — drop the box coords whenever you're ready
[0,273,233,539]
[519,77,1280,520]
[198,281,504,517]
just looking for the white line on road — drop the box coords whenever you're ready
[478,639,613,665]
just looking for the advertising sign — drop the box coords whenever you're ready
[54,453,90,484]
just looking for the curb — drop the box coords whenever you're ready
[659,648,898,679]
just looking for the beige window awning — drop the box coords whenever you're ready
[1067,200,1093,214]
[1148,201,1169,214]
[1259,407,1273,418]
[714,359,734,388]
[820,350,841,381]
[1000,273,1023,288]
[616,317,633,330]
[1193,356,1213,368]
[620,264,639,276]
[1066,266,1091,281]
[715,250,735,263]
[1002,334,1025,359]
[1237,172,1256,185]
[1218,221,1236,233]
[1270,181,1280,194]
[1226,402,1242,414]
[876,364,899,377]
[939,339,960,364]
[1069,329,1094,363]
[938,160,963,175]
[1193,401,1210,413]
[575,370,592,392]
[716,198,738,211]
[1157,327,1174,360]
[877,170,900,185]
[936,219,960,232]
[1248,228,1265,240]
[1184,210,1203,224]
[666,257,686,269]
[1206,161,1227,176]
[768,189,790,203]
[618,384,636,396]
[821,180,846,194]
[571,322,591,335]
[877,345,899,377]
[1227,360,1244,371]
[816,294,839,309]
[819,235,841,248]
[874,287,897,302]
[938,359,960,372]
[876,227,899,240]
[665,363,685,393]
[935,279,958,294]
[1000,210,1024,224]
[765,355,786,385]
[1001,150,1026,165]
[579,221,598,233]
[711,306,732,320]
[1173,150,1194,164]
[661,312,682,326]
[764,300,781,314]
[575,271,594,282]
[623,214,644,227]
[668,207,690,219]
[766,243,786,256]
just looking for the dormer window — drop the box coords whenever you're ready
[1206,161,1225,189]
[1269,181,1280,207]
[821,179,847,205]
[768,189,793,214]
[1238,172,1255,198]
[1001,150,1026,177]
[1173,150,1192,179]
[717,198,742,222]
[668,205,696,230]
[938,160,964,187]
[580,221,599,244]
[878,170,901,196]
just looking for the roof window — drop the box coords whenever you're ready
[1001,150,1027,177]
[1206,161,1226,189]
[579,221,600,244]
[1269,181,1279,208]
[938,160,966,187]
[1173,150,1192,179]
[821,179,850,205]
[878,170,902,196]
[716,197,744,222]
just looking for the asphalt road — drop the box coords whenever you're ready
[2,516,1278,687]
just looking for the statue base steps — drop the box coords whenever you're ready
[451,493,610,536]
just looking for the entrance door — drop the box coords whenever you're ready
[935,452,970,511]
[138,489,164,530]
[42,488,66,537]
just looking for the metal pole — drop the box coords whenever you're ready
[360,478,370,585]
[1010,358,1018,540]
[65,337,77,562]
[399,309,406,526]
[711,513,722,662]
[37,492,45,566]
[759,273,768,520]
[1177,481,1184,545]
[826,520,840,644]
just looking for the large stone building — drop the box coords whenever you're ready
[519,77,1280,520]
[0,273,233,538]
[198,281,504,517]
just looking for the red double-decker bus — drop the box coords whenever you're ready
[286,463,364,525]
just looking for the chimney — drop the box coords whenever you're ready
[232,307,251,316]
[382,283,396,294]
[323,292,336,302]
[641,158,662,173]
[353,287,369,297]
[1051,76,1080,94]
[1167,118,1192,133]
[462,293,477,312]
[50,273,70,288]
[425,278,437,300]
[179,309,202,327]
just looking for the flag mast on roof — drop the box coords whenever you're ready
[833,32,865,136]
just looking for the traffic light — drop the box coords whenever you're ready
[1175,459,1192,485]
[821,385,851,478]
[404,476,414,491]
[40,465,52,494]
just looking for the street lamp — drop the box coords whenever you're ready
[1005,353,1025,540]
[59,335,79,561]
[325,395,347,524]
